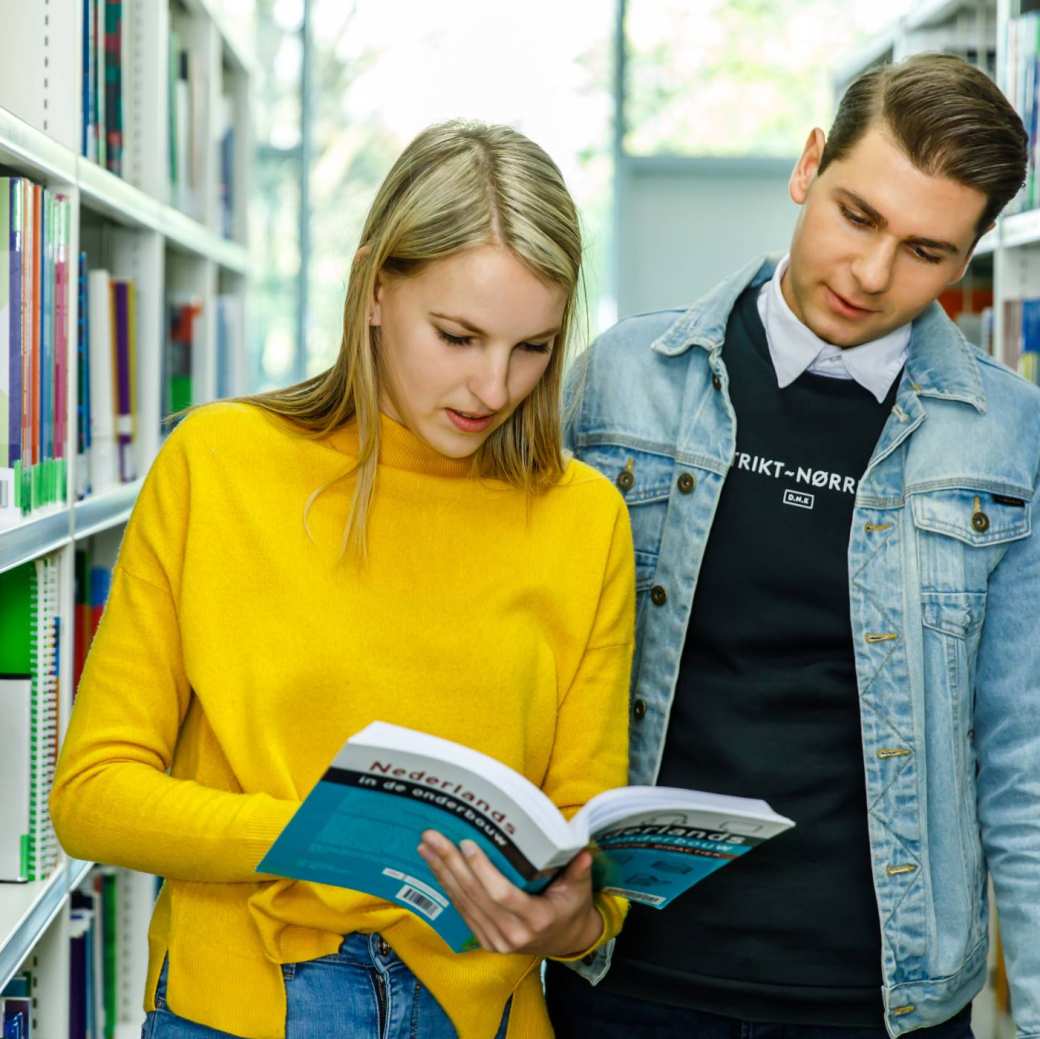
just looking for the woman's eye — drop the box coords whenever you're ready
[436,328,472,346]
[519,341,551,354]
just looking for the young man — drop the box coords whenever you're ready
[547,54,1040,1039]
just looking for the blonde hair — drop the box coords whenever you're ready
[240,120,584,555]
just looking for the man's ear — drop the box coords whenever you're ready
[790,128,826,206]
[954,223,996,283]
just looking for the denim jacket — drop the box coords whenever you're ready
[565,256,1040,1039]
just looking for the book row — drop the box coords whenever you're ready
[81,0,237,238]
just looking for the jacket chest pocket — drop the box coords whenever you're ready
[911,488,1030,594]
[578,445,675,591]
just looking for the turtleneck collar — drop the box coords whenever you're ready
[326,411,478,478]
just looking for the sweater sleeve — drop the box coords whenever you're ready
[49,418,298,882]
[541,494,636,950]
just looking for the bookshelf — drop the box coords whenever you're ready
[0,0,252,1032]
[839,6,1026,1037]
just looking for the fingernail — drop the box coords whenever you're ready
[460,839,479,857]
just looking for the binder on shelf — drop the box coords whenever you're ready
[0,556,62,884]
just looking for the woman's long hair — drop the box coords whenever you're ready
[240,120,584,556]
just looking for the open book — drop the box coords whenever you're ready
[258,722,795,952]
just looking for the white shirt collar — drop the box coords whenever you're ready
[756,254,909,404]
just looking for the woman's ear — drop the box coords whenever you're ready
[369,273,383,327]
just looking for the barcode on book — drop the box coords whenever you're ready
[396,884,444,920]
[603,887,666,907]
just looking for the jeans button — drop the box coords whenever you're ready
[633,698,647,720]
[377,936,390,957]
[650,585,667,606]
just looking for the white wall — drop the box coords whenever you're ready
[616,156,799,319]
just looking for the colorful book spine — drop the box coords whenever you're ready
[9,180,23,518]
[77,252,91,500]
[0,177,13,522]
[104,0,123,177]
[54,196,70,503]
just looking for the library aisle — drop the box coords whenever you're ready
[1,0,250,1034]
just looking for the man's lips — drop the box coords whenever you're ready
[826,285,876,317]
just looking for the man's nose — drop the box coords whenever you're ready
[850,240,897,297]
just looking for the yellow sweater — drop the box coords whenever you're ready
[50,402,634,1039]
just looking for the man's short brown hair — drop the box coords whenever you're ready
[819,53,1028,238]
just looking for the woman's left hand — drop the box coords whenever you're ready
[417,830,604,957]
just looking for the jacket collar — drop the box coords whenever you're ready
[650,254,987,414]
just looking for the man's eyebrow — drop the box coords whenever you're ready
[430,312,559,340]
[837,190,961,255]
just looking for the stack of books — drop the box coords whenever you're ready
[0,178,72,526]
[0,555,62,884]
[81,0,128,175]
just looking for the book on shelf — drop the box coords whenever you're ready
[165,297,202,423]
[76,253,92,500]
[218,93,235,240]
[84,268,138,493]
[215,294,244,399]
[69,867,155,1039]
[0,971,32,1039]
[259,722,795,953]
[999,297,1040,385]
[0,177,71,526]
[0,555,62,884]
[73,544,112,696]
[168,18,207,221]
[1006,12,1040,213]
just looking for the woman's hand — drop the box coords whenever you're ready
[417,830,603,958]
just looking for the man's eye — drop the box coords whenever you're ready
[911,247,943,265]
[840,205,870,227]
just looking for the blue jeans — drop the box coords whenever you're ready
[544,967,974,1039]
[141,934,511,1039]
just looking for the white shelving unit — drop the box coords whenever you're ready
[838,6,1025,1036]
[0,0,253,1032]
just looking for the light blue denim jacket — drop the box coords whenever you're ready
[565,256,1040,1039]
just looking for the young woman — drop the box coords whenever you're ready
[50,121,635,1039]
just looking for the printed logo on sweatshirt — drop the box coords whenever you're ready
[733,452,859,496]
[783,489,815,510]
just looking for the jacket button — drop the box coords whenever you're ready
[677,472,695,494]
[616,470,634,492]
[650,585,667,606]
[633,698,647,720]
[711,373,722,391]
[971,511,989,533]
